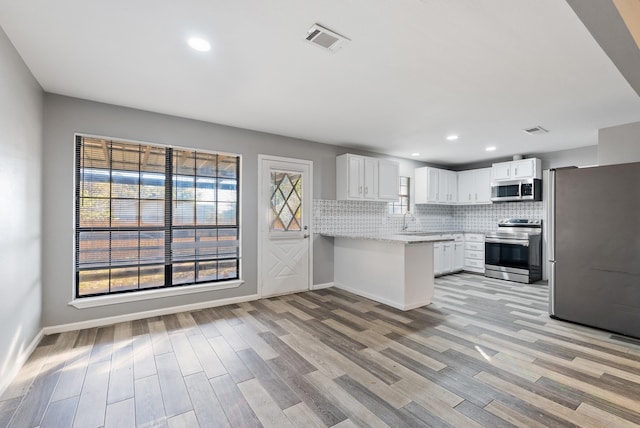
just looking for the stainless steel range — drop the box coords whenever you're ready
[485,219,542,283]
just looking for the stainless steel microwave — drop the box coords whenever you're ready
[491,178,542,202]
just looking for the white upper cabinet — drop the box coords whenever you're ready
[476,168,492,202]
[491,162,512,181]
[439,170,458,203]
[363,157,378,200]
[457,167,491,204]
[336,154,399,201]
[512,158,539,179]
[415,167,457,204]
[492,158,541,181]
[415,167,437,204]
[345,155,364,199]
[377,159,400,201]
[457,170,474,203]
[426,168,439,203]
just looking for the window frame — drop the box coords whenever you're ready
[71,133,243,307]
[388,176,411,216]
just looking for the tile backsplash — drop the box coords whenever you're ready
[454,202,544,232]
[313,199,544,234]
[414,205,457,231]
[313,200,392,235]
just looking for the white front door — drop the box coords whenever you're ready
[258,155,312,297]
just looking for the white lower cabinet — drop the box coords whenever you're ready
[434,242,443,276]
[454,241,464,271]
[434,234,464,276]
[464,233,485,273]
[442,242,454,274]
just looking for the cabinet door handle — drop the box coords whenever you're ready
[365,186,368,195]
[359,185,363,194]
[514,167,518,176]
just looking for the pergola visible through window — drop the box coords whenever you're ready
[75,135,240,297]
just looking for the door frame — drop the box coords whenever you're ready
[257,154,313,298]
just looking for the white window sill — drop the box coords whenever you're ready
[69,279,244,309]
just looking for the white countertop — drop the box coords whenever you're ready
[320,233,455,244]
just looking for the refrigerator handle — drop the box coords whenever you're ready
[548,261,556,316]
[547,169,556,316]
[547,169,555,263]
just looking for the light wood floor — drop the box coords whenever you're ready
[2,273,640,427]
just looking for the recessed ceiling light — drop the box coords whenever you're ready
[410,152,420,157]
[485,146,497,152]
[188,37,211,52]
[446,135,459,141]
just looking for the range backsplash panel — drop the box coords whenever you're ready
[455,202,544,232]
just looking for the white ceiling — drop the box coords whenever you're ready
[1,0,640,165]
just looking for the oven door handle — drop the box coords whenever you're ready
[486,237,529,246]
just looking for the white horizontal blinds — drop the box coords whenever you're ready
[76,137,168,296]
[170,149,240,285]
[75,135,240,298]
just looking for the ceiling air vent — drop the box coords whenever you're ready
[305,23,350,53]
[523,126,549,135]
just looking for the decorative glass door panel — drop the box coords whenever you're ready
[270,170,302,232]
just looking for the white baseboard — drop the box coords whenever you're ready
[401,300,432,310]
[311,282,334,290]
[43,293,261,335]
[333,282,429,311]
[0,328,44,398]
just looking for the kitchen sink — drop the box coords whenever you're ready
[396,231,433,236]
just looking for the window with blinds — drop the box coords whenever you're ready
[388,176,410,215]
[75,135,240,298]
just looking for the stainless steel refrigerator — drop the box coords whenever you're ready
[548,163,640,339]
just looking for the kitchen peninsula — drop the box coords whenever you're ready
[324,233,454,310]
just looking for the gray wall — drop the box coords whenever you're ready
[43,94,335,326]
[531,145,598,169]
[0,28,43,387]
[42,94,422,326]
[598,121,640,165]
[454,145,598,171]
[566,0,640,98]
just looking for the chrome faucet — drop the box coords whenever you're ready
[402,211,415,231]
